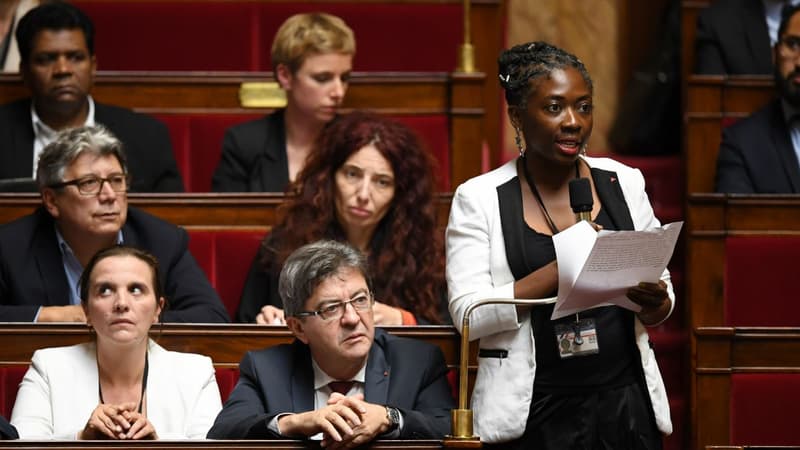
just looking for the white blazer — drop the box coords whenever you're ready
[446,157,674,443]
[10,339,222,440]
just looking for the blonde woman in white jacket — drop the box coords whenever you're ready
[446,41,673,449]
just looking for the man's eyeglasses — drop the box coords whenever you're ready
[779,36,800,58]
[294,292,373,321]
[49,173,130,196]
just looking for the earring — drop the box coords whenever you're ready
[515,127,525,157]
[580,143,588,156]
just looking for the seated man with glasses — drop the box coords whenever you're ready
[0,125,229,323]
[208,240,454,444]
[716,3,800,193]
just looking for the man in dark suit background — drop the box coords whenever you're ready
[208,240,453,445]
[694,0,791,75]
[0,2,183,192]
[0,125,228,323]
[716,4,800,193]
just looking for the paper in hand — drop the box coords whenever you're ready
[551,221,683,320]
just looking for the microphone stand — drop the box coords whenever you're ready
[447,296,557,443]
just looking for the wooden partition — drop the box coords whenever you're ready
[686,194,800,329]
[684,76,774,194]
[0,324,473,369]
[695,328,800,449]
[688,194,800,449]
[0,440,463,449]
[0,193,453,229]
[0,71,485,190]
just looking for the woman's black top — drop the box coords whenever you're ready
[521,207,639,394]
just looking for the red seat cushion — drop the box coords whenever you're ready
[730,373,800,445]
[0,366,27,419]
[188,230,266,319]
[215,367,240,404]
[73,2,461,72]
[725,237,800,326]
[154,112,451,192]
[75,1,262,71]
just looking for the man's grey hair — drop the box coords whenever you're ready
[36,125,128,190]
[279,240,372,317]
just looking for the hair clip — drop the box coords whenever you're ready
[498,73,511,83]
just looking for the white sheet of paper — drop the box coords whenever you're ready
[551,221,683,320]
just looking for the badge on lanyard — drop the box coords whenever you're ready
[554,315,599,358]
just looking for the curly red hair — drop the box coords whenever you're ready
[263,111,445,323]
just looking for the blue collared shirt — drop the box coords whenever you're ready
[54,227,124,305]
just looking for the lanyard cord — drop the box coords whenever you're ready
[98,352,148,414]
[519,156,581,235]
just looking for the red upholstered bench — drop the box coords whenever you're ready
[72,2,462,72]
[724,236,800,326]
[0,366,26,419]
[187,229,266,319]
[0,365,239,420]
[730,373,800,445]
[153,113,451,192]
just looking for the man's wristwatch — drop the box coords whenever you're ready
[385,406,401,432]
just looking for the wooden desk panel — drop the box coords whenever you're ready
[0,193,453,230]
[0,440,459,449]
[694,328,800,450]
[0,324,476,370]
[684,76,775,195]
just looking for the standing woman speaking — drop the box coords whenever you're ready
[446,42,673,449]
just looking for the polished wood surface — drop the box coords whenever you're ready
[0,440,461,449]
[684,76,774,194]
[0,324,474,369]
[688,195,800,450]
[0,193,453,230]
[695,328,800,450]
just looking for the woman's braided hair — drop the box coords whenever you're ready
[498,41,593,110]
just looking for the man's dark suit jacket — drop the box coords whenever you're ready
[211,110,290,192]
[716,99,800,193]
[207,328,455,440]
[0,207,230,323]
[694,0,774,75]
[0,415,17,440]
[0,98,184,193]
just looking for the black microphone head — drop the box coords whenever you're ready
[569,178,593,213]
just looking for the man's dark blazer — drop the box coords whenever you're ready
[694,0,774,75]
[716,99,800,193]
[0,98,184,192]
[0,207,230,322]
[0,415,17,440]
[211,110,290,192]
[207,328,455,440]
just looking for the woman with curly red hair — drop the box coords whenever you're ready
[235,111,447,325]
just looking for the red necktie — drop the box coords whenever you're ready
[328,381,354,395]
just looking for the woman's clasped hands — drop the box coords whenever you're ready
[78,402,157,440]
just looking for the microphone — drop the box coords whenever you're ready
[569,178,593,222]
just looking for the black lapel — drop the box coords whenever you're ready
[591,167,635,231]
[497,174,530,281]
[257,110,289,191]
[742,0,773,72]
[769,102,800,192]
[32,208,72,306]
[364,330,390,405]
[290,340,315,412]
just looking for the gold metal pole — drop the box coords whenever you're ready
[448,296,557,440]
[457,0,475,73]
